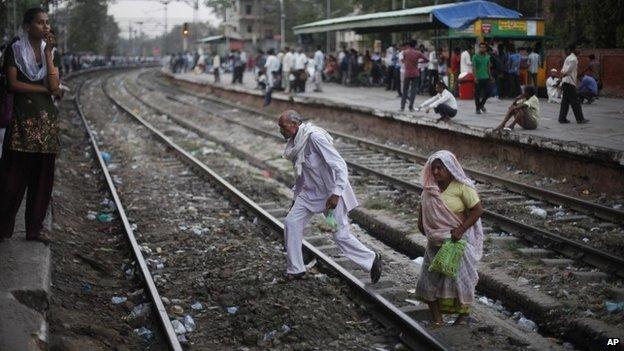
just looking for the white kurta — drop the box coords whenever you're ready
[284,131,375,274]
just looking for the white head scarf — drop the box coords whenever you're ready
[11,28,48,82]
[282,122,333,177]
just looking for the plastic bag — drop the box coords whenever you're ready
[428,239,467,278]
[324,209,338,231]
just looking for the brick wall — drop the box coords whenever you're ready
[545,49,624,97]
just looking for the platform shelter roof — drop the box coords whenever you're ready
[292,0,521,35]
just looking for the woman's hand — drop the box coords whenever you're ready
[44,32,57,53]
[450,226,465,241]
[49,87,64,98]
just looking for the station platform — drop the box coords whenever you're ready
[171,70,624,167]
[0,203,51,351]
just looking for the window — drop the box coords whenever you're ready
[245,4,252,15]
[247,25,252,33]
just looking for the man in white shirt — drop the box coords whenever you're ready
[426,47,439,94]
[212,52,220,83]
[558,44,588,124]
[313,45,325,92]
[278,110,382,283]
[282,47,294,92]
[460,46,474,75]
[527,47,540,87]
[419,81,458,123]
[263,49,280,106]
[546,68,561,103]
[293,48,308,93]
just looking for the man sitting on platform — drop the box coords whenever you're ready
[494,85,540,132]
[278,110,382,283]
[546,68,561,104]
[418,82,458,123]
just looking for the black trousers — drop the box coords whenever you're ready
[559,83,585,122]
[434,104,457,118]
[0,150,56,239]
[401,77,418,109]
[386,66,395,90]
[474,79,490,111]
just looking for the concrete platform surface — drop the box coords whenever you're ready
[0,204,51,351]
[172,70,624,164]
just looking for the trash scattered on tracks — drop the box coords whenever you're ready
[171,305,184,315]
[134,327,154,342]
[97,213,113,222]
[86,211,98,220]
[526,205,547,219]
[517,317,538,332]
[191,302,204,310]
[226,306,238,314]
[605,301,624,314]
[182,315,196,332]
[111,296,127,304]
[131,303,151,317]
[100,151,111,164]
[171,319,187,334]
[412,257,424,265]
[512,311,538,332]
[81,282,92,294]
[147,258,165,270]
[516,277,529,286]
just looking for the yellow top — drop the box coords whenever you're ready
[440,181,480,214]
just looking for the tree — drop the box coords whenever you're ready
[68,0,120,54]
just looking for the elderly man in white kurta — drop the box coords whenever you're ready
[279,110,382,282]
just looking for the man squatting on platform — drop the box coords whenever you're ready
[279,110,382,282]
[418,81,458,123]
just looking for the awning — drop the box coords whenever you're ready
[197,32,243,44]
[197,35,225,44]
[433,1,520,29]
[293,0,521,35]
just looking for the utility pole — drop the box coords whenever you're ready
[129,22,133,56]
[326,0,330,54]
[279,0,285,49]
[192,0,198,51]
[162,0,170,54]
[136,21,144,57]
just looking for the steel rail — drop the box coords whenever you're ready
[74,74,183,351]
[143,70,624,225]
[104,72,449,351]
[132,70,624,278]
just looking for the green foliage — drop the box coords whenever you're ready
[68,0,120,54]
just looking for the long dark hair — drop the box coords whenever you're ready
[23,7,46,25]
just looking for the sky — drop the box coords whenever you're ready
[108,0,222,39]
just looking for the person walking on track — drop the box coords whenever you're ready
[415,150,485,327]
[278,110,382,283]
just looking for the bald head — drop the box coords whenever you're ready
[278,110,302,139]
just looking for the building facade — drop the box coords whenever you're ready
[224,0,279,52]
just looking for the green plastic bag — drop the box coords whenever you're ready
[324,209,338,230]
[428,239,467,278]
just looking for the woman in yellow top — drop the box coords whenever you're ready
[416,150,484,327]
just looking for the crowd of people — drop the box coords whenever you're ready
[173,39,602,129]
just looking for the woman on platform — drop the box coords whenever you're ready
[0,7,61,244]
[415,150,484,326]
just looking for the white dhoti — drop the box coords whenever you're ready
[282,124,376,275]
[284,196,375,274]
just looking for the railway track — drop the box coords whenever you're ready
[73,70,453,350]
[74,74,183,350]
[134,69,624,279]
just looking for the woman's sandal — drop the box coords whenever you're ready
[26,232,52,246]
[453,315,472,326]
